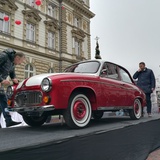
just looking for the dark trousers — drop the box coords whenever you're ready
[0,94,11,123]
[145,93,152,113]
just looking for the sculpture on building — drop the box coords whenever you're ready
[95,36,101,59]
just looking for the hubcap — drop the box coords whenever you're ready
[134,99,141,118]
[73,100,86,120]
[134,103,139,114]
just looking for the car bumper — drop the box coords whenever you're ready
[8,105,55,112]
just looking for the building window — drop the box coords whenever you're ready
[48,31,55,49]
[24,64,35,78]
[26,0,37,8]
[75,40,80,56]
[26,23,35,42]
[0,12,10,34]
[74,17,80,28]
[48,68,54,73]
[48,4,55,17]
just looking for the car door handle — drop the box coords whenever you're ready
[120,84,125,88]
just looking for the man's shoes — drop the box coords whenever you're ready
[148,113,152,117]
[6,120,21,127]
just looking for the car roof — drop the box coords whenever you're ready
[67,59,131,75]
[64,59,134,82]
[71,59,122,68]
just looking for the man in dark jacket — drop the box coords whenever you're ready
[133,62,156,117]
[0,48,25,127]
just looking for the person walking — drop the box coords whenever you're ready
[133,62,156,117]
[0,48,25,127]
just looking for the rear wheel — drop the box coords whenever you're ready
[63,92,92,129]
[23,114,48,127]
[129,99,142,120]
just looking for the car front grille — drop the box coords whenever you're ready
[15,91,42,107]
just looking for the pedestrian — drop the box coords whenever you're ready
[0,48,25,127]
[0,108,1,128]
[133,62,156,117]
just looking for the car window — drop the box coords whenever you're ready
[64,61,100,73]
[119,68,132,83]
[101,63,119,80]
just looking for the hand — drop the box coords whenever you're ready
[1,80,10,85]
[151,88,155,92]
[138,69,142,72]
[12,79,19,84]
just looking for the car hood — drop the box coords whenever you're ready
[17,73,62,89]
[17,73,96,89]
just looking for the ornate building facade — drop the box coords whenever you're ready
[0,0,94,81]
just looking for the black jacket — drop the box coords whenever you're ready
[0,48,16,83]
[133,68,156,93]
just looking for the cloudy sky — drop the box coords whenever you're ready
[90,0,160,78]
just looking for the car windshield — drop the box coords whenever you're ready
[64,61,100,73]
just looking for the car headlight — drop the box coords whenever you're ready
[6,86,14,98]
[41,78,52,92]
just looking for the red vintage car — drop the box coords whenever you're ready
[7,60,146,128]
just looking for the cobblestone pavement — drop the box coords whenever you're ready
[146,149,160,160]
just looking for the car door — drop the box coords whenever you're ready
[99,62,126,107]
[118,66,135,106]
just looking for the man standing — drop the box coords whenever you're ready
[0,48,25,127]
[133,62,156,117]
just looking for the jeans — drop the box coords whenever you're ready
[145,93,152,113]
[0,94,11,123]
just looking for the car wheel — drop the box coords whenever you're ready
[63,92,92,129]
[129,99,142,120]
[23,114,48,127]
[92,111,104,120]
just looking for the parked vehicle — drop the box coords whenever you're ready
[7,60,146,128]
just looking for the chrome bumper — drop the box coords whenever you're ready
[8,105,55,112]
